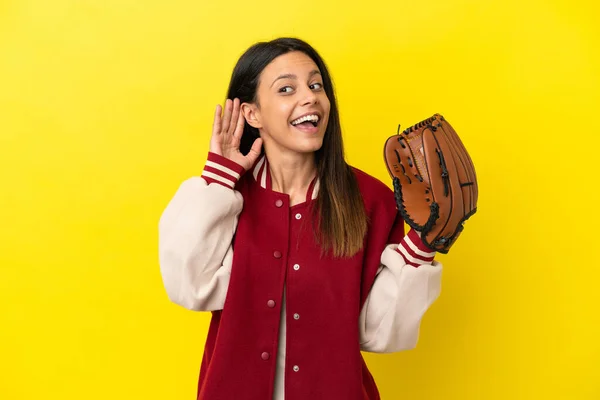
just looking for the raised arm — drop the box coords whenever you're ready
[158,98,262,311]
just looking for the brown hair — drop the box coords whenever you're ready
[227,37,368,258]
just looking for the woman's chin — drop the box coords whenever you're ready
[296,137,324,153]
[265,129,324,154]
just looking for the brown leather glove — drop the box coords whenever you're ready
[383,114,478,253]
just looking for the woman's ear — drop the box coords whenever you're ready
[241,102,262,129]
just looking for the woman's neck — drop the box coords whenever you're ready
[266,149,317,206]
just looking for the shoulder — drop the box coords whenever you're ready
[349,165,396,214]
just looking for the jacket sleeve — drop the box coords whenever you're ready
[158,152,245,311]
[359,228,443,353]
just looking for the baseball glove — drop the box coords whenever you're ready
[383,114,478,254]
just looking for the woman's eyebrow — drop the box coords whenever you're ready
[270,70,321,87]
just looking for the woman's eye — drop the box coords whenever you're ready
[279,83,323,93]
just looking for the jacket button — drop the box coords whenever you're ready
[295,213,302,220]
[267,300,276,308]
[293,313,300,320]
[273,251,282,259]
[293,365,299,372]
[293,264,300,271]
[275,199,283,207]
[261,352,270,360]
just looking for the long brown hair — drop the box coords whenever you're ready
[227,37,368,258]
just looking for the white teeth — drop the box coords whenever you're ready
[291,114,319,126]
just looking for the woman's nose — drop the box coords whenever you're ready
[299,85,318,105]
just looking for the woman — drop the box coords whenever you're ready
[158,37,442,400]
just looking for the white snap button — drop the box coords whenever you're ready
[293,313,300,320]
[293,264,300,271]
[295,213,301,220]
[293,365,299,372]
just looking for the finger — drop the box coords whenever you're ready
[228,98,240,136]
[246,137,263,162]
[384,136,413,188]
[221,99,233,135]
[230,113,243,150]
[233,106,245,141]
[212,104,222,137]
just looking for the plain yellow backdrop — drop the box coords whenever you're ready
[1,0,598,399]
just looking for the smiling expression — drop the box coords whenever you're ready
[242,51,331,155]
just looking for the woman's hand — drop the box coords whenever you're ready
[210,98,263,171]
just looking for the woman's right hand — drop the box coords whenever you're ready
[210,98,263,171]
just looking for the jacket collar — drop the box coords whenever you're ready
[252,154,320,202]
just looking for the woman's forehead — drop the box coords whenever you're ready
[262,51,320,78]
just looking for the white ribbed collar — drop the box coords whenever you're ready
[252,154,320,200]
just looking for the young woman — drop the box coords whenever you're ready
[158,37,443,400]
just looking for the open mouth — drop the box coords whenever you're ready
[290,114,320,130]
[290,120,320,133]
[291,121,318,128]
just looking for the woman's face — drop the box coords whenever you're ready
[242,51,331,155]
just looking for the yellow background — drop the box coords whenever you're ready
[1,0,598,398]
